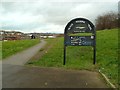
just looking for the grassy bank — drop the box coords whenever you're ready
[0,41,2,60]
[2,39,40,59]
[28,29,118,87]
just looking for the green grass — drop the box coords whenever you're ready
[69,33,93,36]
[28,29,118,87]
[96,29,118,87]
[2,39,40,59]
[0,41,2,60]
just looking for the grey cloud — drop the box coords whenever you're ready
[0,0,119,33]
[1,22,46,30]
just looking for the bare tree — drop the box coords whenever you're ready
[95,12,118,30]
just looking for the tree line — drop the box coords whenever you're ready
[95,11,119,30]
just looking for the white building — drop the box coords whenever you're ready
[40,35,56,39]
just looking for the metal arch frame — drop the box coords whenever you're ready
[63,18,96,65]
[64,18,95,34]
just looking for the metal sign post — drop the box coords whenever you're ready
[64,18,96,65]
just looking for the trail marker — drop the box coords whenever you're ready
[64,18,96,65]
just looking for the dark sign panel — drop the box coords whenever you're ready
[64,18,96,65]
[65,36,94,46]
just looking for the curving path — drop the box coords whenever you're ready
[1,39,108,88]
[2,39,46,65]
[2,39,46,88]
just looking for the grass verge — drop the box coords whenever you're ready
[2,39,40,59]
[28,29,118,87]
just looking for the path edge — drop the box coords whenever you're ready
[99,70,117,89]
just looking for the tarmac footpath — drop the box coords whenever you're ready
[1,40,108,88]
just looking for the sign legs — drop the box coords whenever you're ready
[93,46,96,64]
[63,45,66,65]
[93,33,96,65]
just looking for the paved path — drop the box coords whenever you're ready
[1,39,108,88]
[1,40,46,89]
[3,40,46,65]
[3,66,108,88]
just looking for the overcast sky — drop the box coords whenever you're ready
[0,0,119,33]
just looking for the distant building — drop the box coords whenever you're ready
[40,35,47,39]
[48,35,56,38]
[40,34,56,39]
[0,30,25,40]
[0,30,64,41]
